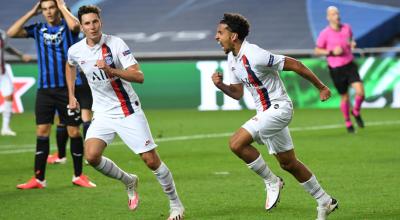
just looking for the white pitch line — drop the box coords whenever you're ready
[1,120,399,155]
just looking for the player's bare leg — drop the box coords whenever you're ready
[351,82,365,128]
[275,150,338,219]
[85,138,138,209]
[1,95,16,136]
[140,149,184,220]
[229,128,283,210]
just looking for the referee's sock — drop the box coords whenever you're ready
[56,124,68,158]
[70,136,83,177]
[353,95,364,116]
[35,136,50,181]
[82,121,91,139]
[340,100,351,126]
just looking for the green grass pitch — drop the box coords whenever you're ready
[0,108,399,219]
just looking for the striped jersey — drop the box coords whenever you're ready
[227,40,291,113]
[24,19,83,88]
[68,34,140,118]
[0,29,6,75]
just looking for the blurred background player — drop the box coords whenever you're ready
[315,6,365,133]
[212,13,337,220]
[0,28,32,136]
[66,5,184,219]
[47,69,93,164]
[7,0,95,189]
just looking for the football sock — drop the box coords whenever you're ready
[153,162,182,208]
[301,175,331,207]
[247,154,278,184]
[353,95,364,116]
[34,136,50,181]
[70,137,83,177]
[340,100,351,127]
[2,100,12,130]
[56,125,68,158]
[82,121,91,139]
[95,156,133,185]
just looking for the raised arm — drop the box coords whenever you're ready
[283,56,331,101]
[211,72,244,100]
[5,45,32,62]
[56,0,80,33]
[96,61,144,83]
[66,63,79,110]
[7,2,41,38]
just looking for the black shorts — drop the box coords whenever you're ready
[328,62,362,95]
[35,88,82,126]
[75,83,92,110]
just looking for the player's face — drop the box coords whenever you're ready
[41,1,60,24]
[81,13,102,41]
[215,23,234,54]
[327,9,340,25]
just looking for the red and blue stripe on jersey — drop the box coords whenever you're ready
[101,43,135,117]
[242,55,271,110]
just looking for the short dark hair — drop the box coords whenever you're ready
[78,5,101,23]
[219,13,250,41]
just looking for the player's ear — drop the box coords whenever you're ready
[231,33,238,41]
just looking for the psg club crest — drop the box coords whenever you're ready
[105,56,113,65]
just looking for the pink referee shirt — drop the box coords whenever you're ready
[316,23,354,68]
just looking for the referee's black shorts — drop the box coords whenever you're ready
[328,61,362,95]
[35,88,81,126]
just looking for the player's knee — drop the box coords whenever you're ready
[141,152,161,170]
[67,126,81,138]
[229,137,244,153]
[85,152,101,166]
[279,160,297,172]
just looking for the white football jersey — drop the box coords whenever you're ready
[227,40,291,113]
[0,29,7,75]
[68,34,140,118]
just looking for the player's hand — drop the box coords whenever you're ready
[21,54,32,62]
[68,97,80,111]
[319,86,331,102]
[55,0,66,9]
[212,72,224,86]
[30,2,42,16]
[96,60,113,75]
[332,46,343,56]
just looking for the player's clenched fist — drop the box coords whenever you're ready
[212,72,224,86]
[319,86,331,102]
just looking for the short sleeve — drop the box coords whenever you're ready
[261,50,285,72]
[24,23,38,38]
[316,31,327,49]
[67,47,78,66]
[227,56,241,84]
[116,38,137,69]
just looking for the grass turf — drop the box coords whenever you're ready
[0,108,399,219]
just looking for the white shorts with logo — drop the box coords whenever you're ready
[86,109,157,154]
[242,101,294,155]
[0,64,14,97]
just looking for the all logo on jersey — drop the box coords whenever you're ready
[92,69,110,81]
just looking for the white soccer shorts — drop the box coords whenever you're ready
[86,109,157,154]
[0,64,14,96]
[242,100,294,155]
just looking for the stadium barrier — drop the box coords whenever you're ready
[3,51,399,112]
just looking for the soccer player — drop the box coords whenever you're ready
[0,28,32,136]
[315,6,365,133]
[66,5,184,219]
[7,0,95,189]
[212,13,338,220]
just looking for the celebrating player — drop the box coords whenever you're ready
[66,5,184,219]
[212,13,338,220]
[315,6,365,133]
[0,28,31,136]
[7,0,95,189]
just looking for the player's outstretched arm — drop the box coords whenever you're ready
[96,60,144,83]
[5,46,32,62]
[56,0,80,33]
[7,2,40,38]
[211,72,243,100]
[66,63,79,110]
[283,56,331,101]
